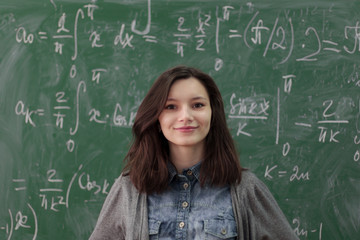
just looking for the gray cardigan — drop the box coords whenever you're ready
[89,170,299,240]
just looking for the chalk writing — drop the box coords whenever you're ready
[293,218,323,240]
[229,93,270,119]
[2,2,360,240]
[14,101,45,127]
[265,165,310,182]
[0,204,38,240]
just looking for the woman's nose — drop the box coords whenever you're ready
[179,106,193,122]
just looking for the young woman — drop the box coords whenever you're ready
[89,66,299,240]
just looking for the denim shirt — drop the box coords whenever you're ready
[147,163,237,239]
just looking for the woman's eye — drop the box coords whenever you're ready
[165,104,176,110]
[193,103,204,108]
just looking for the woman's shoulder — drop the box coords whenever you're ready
[232,169,272,198]
[111,171,137,194]
[238,169,262,186]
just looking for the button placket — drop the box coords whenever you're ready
[175,175,190,239]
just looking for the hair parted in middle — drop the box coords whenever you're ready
[123,65,243,194]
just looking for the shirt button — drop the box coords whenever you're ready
[179,221,185,228]
[183,183,189,190]
[182,201,189,208]
[221,228,227,235]
[187,170,193,176]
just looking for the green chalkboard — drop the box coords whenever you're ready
[1,0,360,239]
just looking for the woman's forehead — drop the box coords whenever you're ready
[167,77,209,100]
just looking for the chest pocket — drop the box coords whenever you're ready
[149,219,161,240]
[204,219,238,239]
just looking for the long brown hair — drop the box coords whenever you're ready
[123,66,243,194]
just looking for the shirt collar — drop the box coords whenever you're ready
[167,161,202,183]
[167,162,178,182]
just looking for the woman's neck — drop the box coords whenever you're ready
[169,143,205,174]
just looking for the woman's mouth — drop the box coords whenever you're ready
[174,126,198,132]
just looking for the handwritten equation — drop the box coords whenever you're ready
[0,204,38,240]
[1,165,111,240]
[226,71,359,187]
[14,80,136,152]
[11,2,360,70]
[2,1,360,240]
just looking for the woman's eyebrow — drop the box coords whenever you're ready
[166,96,208,101]
[192,96,208,101]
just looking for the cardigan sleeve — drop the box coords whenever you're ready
[232,170,299,240]
[88,173,149,240]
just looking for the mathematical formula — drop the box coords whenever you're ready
[12,2,360,70]
[2,1,360,239]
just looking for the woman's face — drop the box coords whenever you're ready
[158,77,212,150]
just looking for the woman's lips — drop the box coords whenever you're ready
[174,126,198,132]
